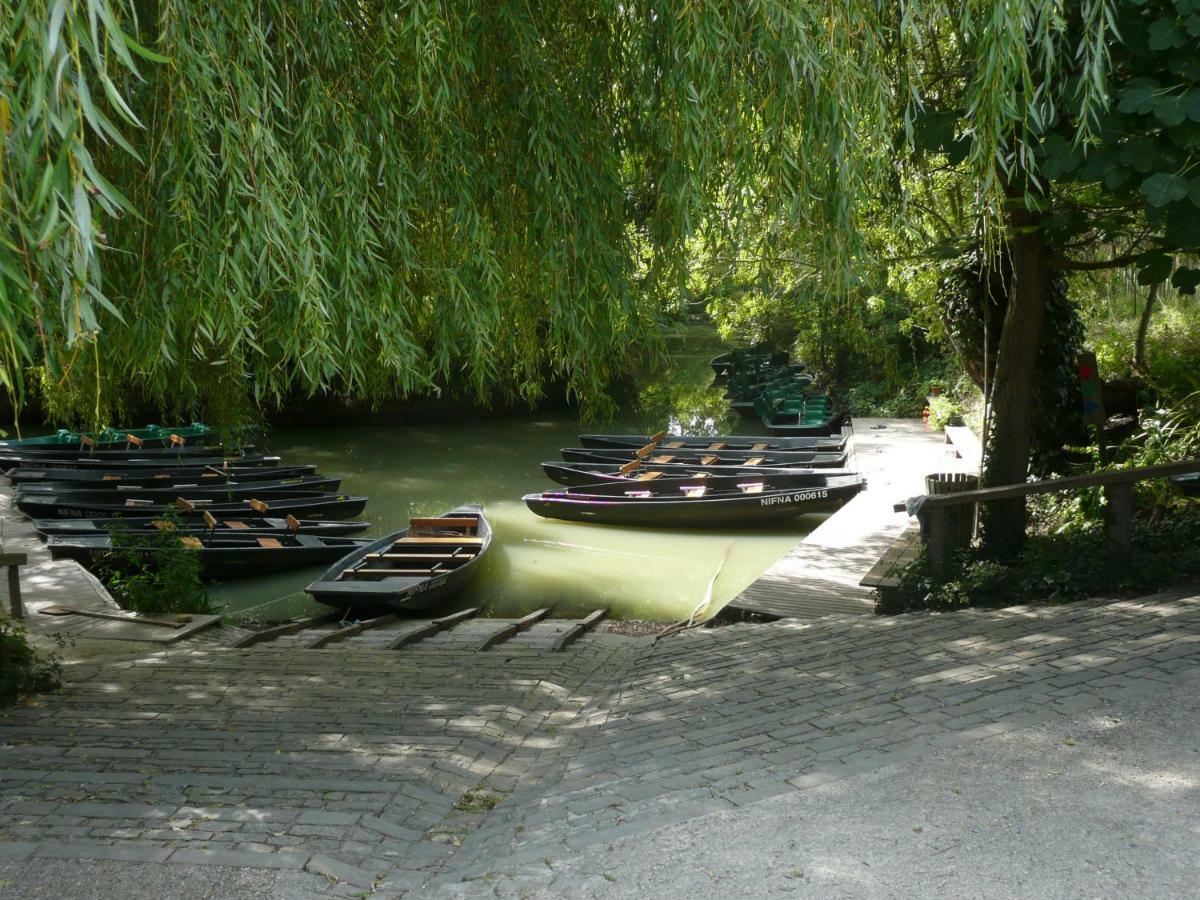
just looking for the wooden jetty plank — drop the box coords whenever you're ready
[388,607,480,650]
[232,611,342,648]
[478,608,551,651]
[307,613,400,648]
[728,419,967,620]
[550,608,608,652]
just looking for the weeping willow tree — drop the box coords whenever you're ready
[2,2,1157,562]
[2,0,910,423]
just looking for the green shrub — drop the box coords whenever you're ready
[880,504,1200,614]
[926,395,963,431]
[0,622,60,708]
[98,516,212,616]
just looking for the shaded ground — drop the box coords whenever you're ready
[0,588,1197,897]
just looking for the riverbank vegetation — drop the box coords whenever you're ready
[0,622,60,708]
[97,518,212,617]
[3,2,1199,605]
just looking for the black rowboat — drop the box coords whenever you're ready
[17,475,342,497]
[577,432,848,452]
[14,493,368,520]
[47,533,371,579]
[306,506,492,614]
[8,464,318,486]
[3,454,283,473]
[524,475,863,527]
[541,461,857,488]
[560,447,849,468]
[0,444,255,465]
[35,515,371,537]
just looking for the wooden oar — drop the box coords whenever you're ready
[38,605,188,628]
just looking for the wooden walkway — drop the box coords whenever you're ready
[727,418,971,619]
[0,484,219,642]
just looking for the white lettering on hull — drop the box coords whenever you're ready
[759,489,830,507]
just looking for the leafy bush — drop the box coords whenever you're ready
[0,622,60,708]
[880,503,1200,614]
[98,516,212,616]
[926,395,963,431]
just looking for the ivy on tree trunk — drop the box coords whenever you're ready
[979,205,1049,560]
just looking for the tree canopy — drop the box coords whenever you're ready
[2,1,1196,431]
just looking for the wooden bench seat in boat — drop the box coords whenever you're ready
[394,536,485,544]
[344,567,438,577]
[636,471,664,481]
[409,517,477,533]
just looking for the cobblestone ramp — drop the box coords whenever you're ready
[446,590,1200,879]
[0,636,640,891]
[2,591,1199,894]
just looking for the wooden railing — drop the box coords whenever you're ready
[895,459,1200,577]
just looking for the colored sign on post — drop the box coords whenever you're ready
[1077,351,1106,426]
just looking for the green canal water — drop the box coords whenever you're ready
[213,326,824,623]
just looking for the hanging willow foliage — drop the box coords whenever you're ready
[1,1,1117,423]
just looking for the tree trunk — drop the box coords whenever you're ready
[979,206,1049,560]
[1132,281,1159,379]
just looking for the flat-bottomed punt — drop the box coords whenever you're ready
[577,432,848,452]
[0,422,216,451]
[17,474,342,497]
[35,514,370,537]
[542,460,856,488]
[16,493,368,520]
[561,447,849,468]
[3,454,284,473]
[524,475,863,527]
[306,506,491,614]
[9,464,319,486]
[47,533,371,579]
[0,443,255,465]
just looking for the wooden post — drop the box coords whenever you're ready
[1104,483,1133,554]
[6,562,24,620]
[924,507,950,580]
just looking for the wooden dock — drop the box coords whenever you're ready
[726,418,972,619]
[0,485,220,642]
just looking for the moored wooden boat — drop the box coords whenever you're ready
[14,493,368,520]
[577,432,848,452]
[541,460,856,488]
[524,475,863,527]
[0,443,256,465]
[17,474,342,497]
[305,505,492,614]
[561,447,849,468]
[47,533,371,578]
[3,454,283,473]
[759,410,849,437]
[35,515,371,537]
[0,422,217,451]
[8,464,318,486]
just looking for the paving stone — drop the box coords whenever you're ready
[170,847,311,869]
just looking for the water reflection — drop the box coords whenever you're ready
[211,325,816,622]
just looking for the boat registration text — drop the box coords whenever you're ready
[760,489,829,506]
